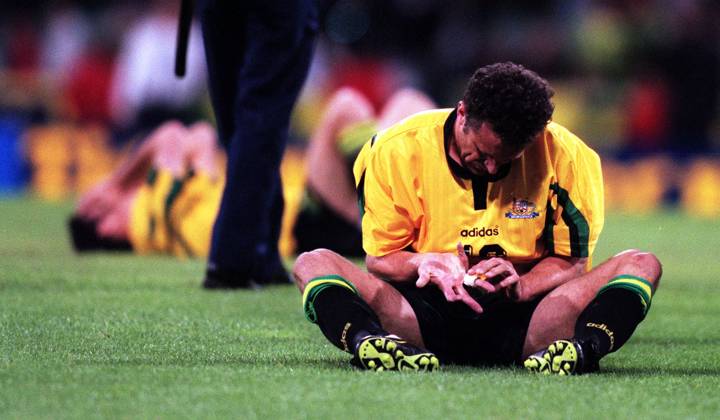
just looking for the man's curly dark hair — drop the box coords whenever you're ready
[462,62,554,148]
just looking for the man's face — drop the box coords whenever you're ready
[452,102,528,176]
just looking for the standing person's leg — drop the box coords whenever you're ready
[200,0,317,287]
[197,0,244,148]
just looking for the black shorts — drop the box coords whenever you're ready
[393,283,542,366]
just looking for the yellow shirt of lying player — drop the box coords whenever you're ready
[128,169,223,258]
[353,108,604,266]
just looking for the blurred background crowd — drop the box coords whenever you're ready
[1,0,719,217]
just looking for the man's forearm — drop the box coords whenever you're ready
[366,251,428,283]
[108,140,156,190]
[514,255,586,301]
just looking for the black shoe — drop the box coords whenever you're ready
[202,267,257,290]
[524,338,599,375]
[351,335,440,372]
[202,263,291,290]
[252,262,291,286]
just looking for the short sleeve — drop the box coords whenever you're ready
[355,141,421,257]
[547,144,605,259]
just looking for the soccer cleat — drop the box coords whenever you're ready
[352,335,440,372]
[523,350,551,374]
[524,339,599,375]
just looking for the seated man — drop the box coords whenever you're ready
[293,62,662,374]
[69,87,435,264]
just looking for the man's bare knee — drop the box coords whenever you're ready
[330,87,369,108]
[292,248,343,291]
[153,121,185,142]
[188,122,217,145]
[613,248,640,258]
[615,249,663,287]
[149,121,187,153]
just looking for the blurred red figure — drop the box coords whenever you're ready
[624,75,669,154]
[6,18,40,76]
[331,56,402,111]
[65,43,116,125]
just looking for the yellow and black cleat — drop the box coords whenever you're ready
[525,339,598,375]
[547,340,579,375]
[353,335,440,372]
[523,352,551,374]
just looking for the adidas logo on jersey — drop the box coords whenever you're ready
[460,226,499,238]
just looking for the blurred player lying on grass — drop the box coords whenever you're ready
[294,62,663,374]
[68,87,435,268]
[69,120,222,258]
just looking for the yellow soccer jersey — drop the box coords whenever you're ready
[354,108,604,267]
[129,168,223,258]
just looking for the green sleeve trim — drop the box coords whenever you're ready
[163,177,195,258]
[542,198,555,254]
[356,171,366,221]
[550,183,590,257]
[146,168,158,185]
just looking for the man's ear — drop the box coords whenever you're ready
[457,101,468,129]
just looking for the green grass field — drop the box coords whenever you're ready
[1,197,719,419]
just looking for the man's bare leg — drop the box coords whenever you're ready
[293,248,425,346]
[305,88,375,226]
[377,88,436,130]
[523,249,662,374]
[293,248,439,371]
[185,122,221,179]
[524,249,662,356]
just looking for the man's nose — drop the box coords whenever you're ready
[485,158,498,174]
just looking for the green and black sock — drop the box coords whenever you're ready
[303,275,386,353]
[575,275,655,358]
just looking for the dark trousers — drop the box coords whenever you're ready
[198,0,317,279]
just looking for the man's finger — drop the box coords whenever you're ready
[436,276,464,302]
[497,274,521,289]
[469,258,505,275]
[467,262,491,276]
[482,265,510,280]
[473,280,496,294]
[442,286,460,302]
[416,272,431,288]
[456,242,469,270]
[459,291,483,314]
